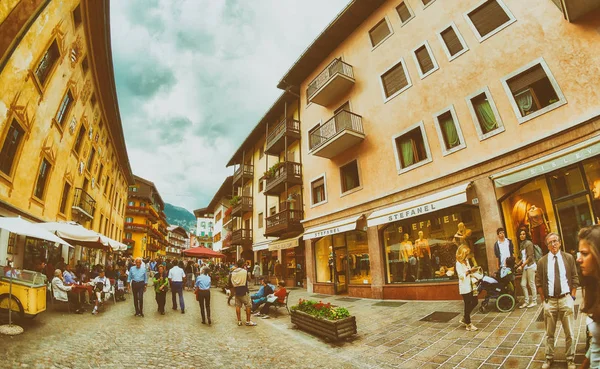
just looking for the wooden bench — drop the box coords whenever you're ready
[269,291,290,315]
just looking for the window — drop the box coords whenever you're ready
[72,4,82,28]
[33,158,52,200]
[340,160,360,194]
[466,87,505,140]
[215,211,222,222]
[59,182,71,214]
[97,164,104,185]
[73,124,86,156]
[369,18,392,48]
[412,42,439,79]
[396,2,414,25]
[438,23,469,61]
[380,59,412,101]
[392,122,432,173]
[34,39,60,88]
[501,59,566,123]
[55,89,74,129]
[129,186,137,192]
[269,206,276,216]
[0,119,26,177]
[422,0,436,6]
[140,202,146,207]
[201,222,206,227]
[465,0,515,42]
[258,180,264,193]
[128,201,135,206]
[87,148,95,171]
[434,106,466,155]
[259,146,264,159]
[258,213,263,228]
[125,217,133,223]
[7,233,17,254]
[125,232,132,240]
[311,176,326,206]
[81,55,89,75]
[90,93,97,107]
[104,177,110,195]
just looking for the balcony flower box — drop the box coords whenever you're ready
[290,299,356,341]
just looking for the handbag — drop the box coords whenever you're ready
[469,267,483,296]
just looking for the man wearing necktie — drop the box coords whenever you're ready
[535,232,579,369]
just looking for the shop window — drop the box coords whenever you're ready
[23,238,53,271]
[438,23,468,61]
[548,166,587,200]
[7,233,17,254]
[412,42,438,79]
[392,122,432,173]
[382,205,485,283]
[466,87,504,140]
[396,2,414,25]
[340,160,360,194]
[315,236,334,282]
[502,60,565,123]
[584,158,600,225]
[465,0,515,42]
[59,182,71,214]
[346,231,371,285]
[369,18,392,48]
[34,39,61,89]
[258,212,263,228]
[33,158,52,200]
[311,176,326,206]
[434,106,466,156]
[54,89,74,130]
[380,59,411,101]
[0,118,26,178]
[73,124,86,156]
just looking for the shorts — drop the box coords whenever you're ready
[235,294,251,308]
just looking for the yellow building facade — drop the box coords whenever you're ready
[0,0,133,268]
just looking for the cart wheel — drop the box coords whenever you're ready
[496,294,515,313]
[0,293,25,322]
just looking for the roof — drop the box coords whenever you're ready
[226,92,297,167]
[167,225,188,237]
[131,175,165,208]
[277,0,386,90]
[193,175,233,216]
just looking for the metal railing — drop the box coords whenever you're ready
[72,188,96,217]
[265,209,303,234]
[265,161,302,192]
[231,229,253,244]
[306,59,354,102]
[266,118,301,149]
[233,164,254,184]
[309,110,363,151]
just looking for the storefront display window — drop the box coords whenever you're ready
[382,205,485,283]
[347,231,370,284]
[584,158,600,225]
[315,236,333,283]
[314,231,370,287]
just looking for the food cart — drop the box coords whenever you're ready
[0,269,47,320]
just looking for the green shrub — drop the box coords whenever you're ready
[291,299,351,321]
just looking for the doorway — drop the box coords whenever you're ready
[554,194,594,254]
[333,246,348,294]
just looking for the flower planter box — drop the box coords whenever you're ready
[290,310,357,341]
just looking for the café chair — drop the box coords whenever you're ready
[50,284,71,313]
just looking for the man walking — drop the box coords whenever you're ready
[535,232,579,369]
[231,259,256,326]
[169,260,186,313]
[493,227,515,269]
[128,257,147,317]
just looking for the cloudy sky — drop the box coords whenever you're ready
[110,0,349,212]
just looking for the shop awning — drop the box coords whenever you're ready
[491,135,600,187]
[269,236,302,251]
[367,182,471,227]
[253,239,272,252]
[303,215,363,240]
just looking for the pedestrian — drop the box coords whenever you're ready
[535,232,579,369]
[153,265,168,315]
[515,228,537,309]
[128,257,148,317]
[169,260,186,314]
[231,258,256,326]
[577,225,600,369]
[493,227,515,269]
[185,260,194,291]
[195,266,211,325]
[253,262,261,286]
[274,260,282,285]
[456,244,479,331]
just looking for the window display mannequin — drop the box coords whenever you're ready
[415,231,432,280]
[400,233,414,281]
[328,246,334,282]
[526,204,550,252]
[454,222,476,266]
[593,179,600,224]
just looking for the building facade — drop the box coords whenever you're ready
[274,0,600,299]
[0,0,134,269]
[193,209,214,249]
[167,225,187,259]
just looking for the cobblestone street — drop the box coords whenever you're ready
[0,287,589,369]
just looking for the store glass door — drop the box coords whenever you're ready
[555,194,594,254]
[333,246,348,294]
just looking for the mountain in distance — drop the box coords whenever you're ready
[164,203,196,233]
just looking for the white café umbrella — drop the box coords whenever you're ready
[94,232,127,251]
[38,221,103,247]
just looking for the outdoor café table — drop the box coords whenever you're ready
[70,283,93,304]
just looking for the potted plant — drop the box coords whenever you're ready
[290,299,357,341]
[229,195,240,206]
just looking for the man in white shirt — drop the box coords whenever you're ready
[90,269,111,315]
[168,260,187,314]
[493,227,514,269]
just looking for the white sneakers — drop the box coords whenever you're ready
[519,303,528,309]
[526,302,537,308]
[466,323,478,331]
[519,301,537,309]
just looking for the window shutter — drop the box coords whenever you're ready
[469,0,510,37]
[313,178,324,188]
[415,46,434,74]
[396,3,412,23]
[507,65,548,93]
[441,27,464,56]
[382,63,408,98]
[369,19,391,47]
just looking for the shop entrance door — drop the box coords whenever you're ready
[555,194,594,254]
[333,246,348,294]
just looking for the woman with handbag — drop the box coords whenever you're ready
[515,228,537,309]
[577,225,600,369]
[456,244,479,331]
[153,265,168,315]
[195,267,212,325]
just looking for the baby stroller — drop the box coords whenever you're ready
[475,257,516,313]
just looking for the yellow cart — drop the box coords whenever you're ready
[0,269,47,321]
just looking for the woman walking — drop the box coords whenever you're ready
[456,244,479,331]
[153,265,168,315]
[195,266,212,325]
[515,228,537,308]
[577,225,600,369]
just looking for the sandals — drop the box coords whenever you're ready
[245,321,257,326]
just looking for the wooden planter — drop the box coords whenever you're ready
[290,310,357,341]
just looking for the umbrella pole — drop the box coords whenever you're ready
[0,261,24,335]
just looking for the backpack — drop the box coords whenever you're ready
[533,244,543,262]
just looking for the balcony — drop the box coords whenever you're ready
[233,164,253,185]
[231,196,253,217]
[123,238,135,247]
[264,209,303,238]
[265,118,301,155]
[124,222,148,233]
[264,161,302,196]
[309,110,364,159]
[147,242,160,252]
[231,228,253,246]
[307,58,355,107]
[71,188,96,220]
[158,224,168,236]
